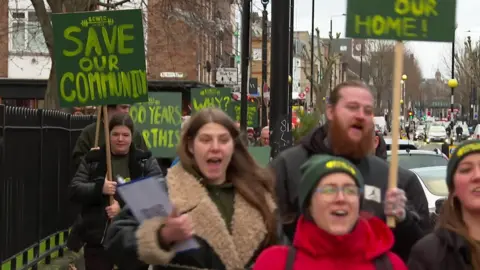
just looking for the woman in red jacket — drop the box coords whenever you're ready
[254,155,407,270]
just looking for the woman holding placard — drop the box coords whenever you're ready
[69,113,162,270]
[408,140,480,270]
[104,108,283,270]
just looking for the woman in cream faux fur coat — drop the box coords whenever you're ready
[104,164,284,270]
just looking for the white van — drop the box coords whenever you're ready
[374,116,388,135]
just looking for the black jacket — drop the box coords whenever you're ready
[69,145,162,246]
[72,122,148,171]
[408,228,474,270]
[104,164,285,270]
[270,125,430,262]
[375,132,388,160]
[456,126,463,135]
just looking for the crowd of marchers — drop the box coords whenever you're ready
[66,81,480,270]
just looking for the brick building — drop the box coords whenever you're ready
[0,1,8,78]
[147,0,235,83]
[2,0,234,82]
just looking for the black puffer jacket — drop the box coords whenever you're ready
[69,145,162,246]
[375,132,387,160]
[408,228,475,270]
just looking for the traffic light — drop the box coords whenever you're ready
[408,110,414,119]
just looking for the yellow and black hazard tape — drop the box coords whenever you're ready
[1,229,70,270]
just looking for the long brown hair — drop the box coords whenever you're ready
[437,194,480,268]
[177,108,277,245]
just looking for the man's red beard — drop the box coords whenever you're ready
[329,113,374,160]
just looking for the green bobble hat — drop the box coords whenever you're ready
[299,154,364,210]
[447,140,480,191]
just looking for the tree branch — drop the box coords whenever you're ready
[97,0,131,8]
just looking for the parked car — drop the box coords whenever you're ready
[384,138,418,150]
[414,125,426,140]
[387,149,448,170]
[426,125,448,143]
[410,166,448,225]
[471,124,480,140]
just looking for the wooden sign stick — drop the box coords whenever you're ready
[102,106,114,205]
[387,41,405,228]
[94,106,102,148]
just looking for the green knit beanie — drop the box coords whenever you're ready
[447,140,480,191]
[299,155,364,210]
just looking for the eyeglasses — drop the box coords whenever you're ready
[315,185,361,200]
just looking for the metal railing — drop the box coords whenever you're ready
[0,105,95,270]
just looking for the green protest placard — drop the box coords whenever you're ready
[190,88,233,114]
[248,146,271,167]
[230,101,259,127]
[129,92,182,158]
[346,0,456,42]
[52,9,148,108]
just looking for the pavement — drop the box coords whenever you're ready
[38,249,84,270]
[417,141,444,150]
[42,249,155,270]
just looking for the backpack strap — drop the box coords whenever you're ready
[374,253,392,270]
[285,246,296,270]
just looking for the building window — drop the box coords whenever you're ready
[10,10,50,54]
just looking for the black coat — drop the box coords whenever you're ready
[408,228,474,270]
[104,164,285,270]
[69,145,162,246]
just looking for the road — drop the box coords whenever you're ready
[383,134,446,151]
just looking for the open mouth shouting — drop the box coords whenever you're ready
[349,123,364,138]
[331,209,349,218]
[207,157,222,168]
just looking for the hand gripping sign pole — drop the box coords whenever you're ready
[386,41,405,228]
[94,106,114,205]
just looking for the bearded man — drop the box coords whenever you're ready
[270,80,430,262]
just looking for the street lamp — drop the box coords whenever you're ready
[261,0,269,127]
[401,74,407,121]
[329,14,347,38]
[449,23,457,124]
[448,78,458,145]
[310,0,315,109]
[448,78,459,88]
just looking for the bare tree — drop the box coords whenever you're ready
[453,37,480,109]
[365,40,393,113]
[146,0,238,83]
[301,28,341,113]
[440,37,479,110]
[365,40,422,113]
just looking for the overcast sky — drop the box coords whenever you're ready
[252,0,480,79]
